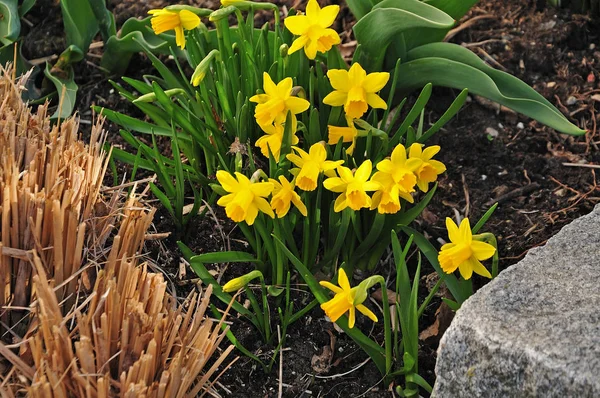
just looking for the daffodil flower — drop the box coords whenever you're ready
[148,8,201,50]
[376,144,421,192]
[216,170,274,225]
[250,73,310,127]
[255,114,299,160]
[222,270,263,292]
[269,176,308,218]
[438,218,496,280]
[320,268,378,328]
[328,116,358,155]
[370,170,414,214]
[408,143,446,192]
[323,63,389,119]
[284,0,341,60]
[287,142,343,191]
[323,160,380,212]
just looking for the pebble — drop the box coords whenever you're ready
[566,96,578,105]
[590,43,596,50]
[517,122,525,129]
[498,123,504,129]
[481,175,487,181]
[485,127,499,138]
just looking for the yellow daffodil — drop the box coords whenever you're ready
[287,142,343,191]
[408,143,446,192]
[250,73,310,127]
[216,170,274,225]
[438,218,496,280]
[284,0,341,60]
[323,160,380,212]
[320,268,378,328]
[255,114,298,160]
[323,63,389,119]
[376,144,420,192]
[269,176,308,218]
[370,170,414,214]
[148,8,201,50]
[328,116,358,155]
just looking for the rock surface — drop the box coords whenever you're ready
[432,206,600,397]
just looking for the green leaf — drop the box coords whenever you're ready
[353,0,454,70]
[0,0,20,45]
[191,251,263,265]
[60,0,99,52]
[44,62,78,120]
[88,0,116,43]
[422,0,480,20]
[92,106,173,136]
[398,43,585,135]
[19,0,36,17]
[345,0,374,19]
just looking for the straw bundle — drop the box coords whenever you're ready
[0,63,112,337]
[0,65,234,396]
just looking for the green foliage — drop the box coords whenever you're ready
[352,0,584,135]
[0,0,20,46]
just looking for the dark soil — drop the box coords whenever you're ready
[17,0,600,396]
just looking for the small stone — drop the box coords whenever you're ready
[546,82,556,88]
[566,96,578,106]
[485,127,499,138]
[481,175,487,181]
[590,43,596,50]
[498,123,504,129]
[517,122,525,130]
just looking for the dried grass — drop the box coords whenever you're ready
[0,64,234,397]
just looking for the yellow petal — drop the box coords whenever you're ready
[250,182,274,197]
[354,160,372,182]
[244,204,259,225]
[458,218,472,242]
[249,93,270,104]
[337,268,351,291]
[318,4,340,27]
[320,281,344,294]
[306,0,320,17]
[288,34,309,54]
[348,306,356,328]
[175,26,185,49]
[366,93,387,110]
[469,257,492,278]
[255,197,275,218]
[408,143,423,158]
[356,304,378,322]
[216,170,239,192]
[323,91,347,107]
[390,144,408,164]
[304,39,319,60]
[323,177,347,193]
[458,261,474,280]
[348,63,367,84]
[285,96,310,114]
[262,72,277,96]
[445,217,459,242]
[327,69,350,91]
[471,240,496,260]
[422,145,441,160]
[179,9,201,30]
[292,192,308,216]
[284,15,310,35]
[363,72,390,92]
[333,192,347,212]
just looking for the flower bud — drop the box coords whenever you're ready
[222,270,263,292]
[190,49,220,86]
[133,88,185,104]
[279,43,289,58]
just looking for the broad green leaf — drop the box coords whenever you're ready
[422,0,480,20]
[346,0,374,19]
[19,0,36,17]
[92,106,173,136]
[353,0,454,70]
[398,43,585,135]
[0,0,20,45]
[88,0,116,43]
[60,0,99,51]
[44,62,77,120]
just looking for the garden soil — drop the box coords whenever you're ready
[19,0,600,396]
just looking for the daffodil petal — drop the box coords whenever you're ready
[471,240,496,260]
[469,257,492,278]
[356,304,378,322]
[354,160,372,182]
[323,177,347,193]
[318,4,339,27]
[363,72,390,92]
[288,35,309,54]
[323,91,347,107]
[179,9,201,30]
[446,217,459,242]
[285,96,311,114]
[366,93,387,109]
[458,261,473,280]
[337,268,351,291]
[319,281,344,294]
[216,170,239,192]
[327,69,350,91]
[284,15,310,35]
[422,145,441,160]
[333,192,347,212]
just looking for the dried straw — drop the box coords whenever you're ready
[0,64,234,397]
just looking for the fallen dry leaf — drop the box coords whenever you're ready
[419,302,454,344]
[311,330,336,374]
[372,288,398,304]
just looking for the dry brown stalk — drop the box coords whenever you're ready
[0,64,234,396]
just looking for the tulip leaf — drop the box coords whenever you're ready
[353,0,454,71]
[44,62,78,120]
[397,43,585,135]
[422,0,481,20]
[0,0,20,46]
[60,0,99,52]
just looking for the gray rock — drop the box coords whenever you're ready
[432,206,600,398]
